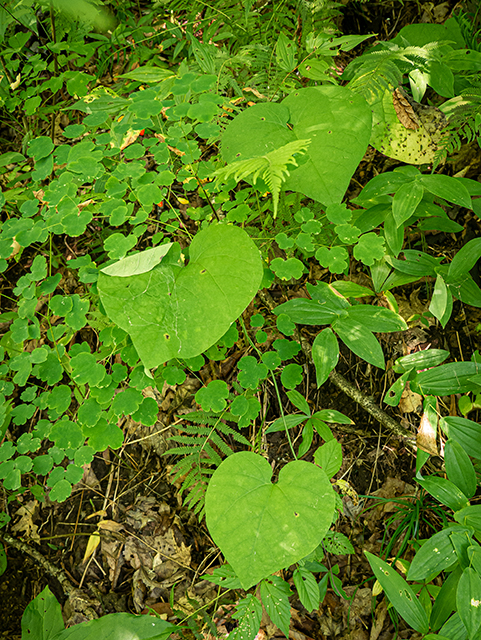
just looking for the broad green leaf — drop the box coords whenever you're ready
[276,31,297,72]
[260,576,292,637]
[454,506,481,537]
[307,281,350,308]
[314,439,342,478]
[429,275,452,328]
[323,531,354,554]
[293,568,320,612]
[332,315,385,369]
[440,611,472,640]
[315,409,352,424]
[387,250,441,277]
[222,86,372,206]
[201,564,242,589]
[393,349,450,374]
[413,362,481,396]
[345,305,407,332]
[431,564,463,631]
[51,612,174,640]
[330,281,375,298]
[449,238,481,280]
[419,174,472,208]
[312,328,339,387]
[365,552,429,634]
[287,390,310,415]
[384,209,404,256]
[392,180,424,227]
[98,224,263,369]
[384,371,412,406]
[101,242,172,278]
[205,451,335,589]
[356,171,409,202]
[266,414,309,433]
[448,274,481,308]
[417,476,469,512]
[120,65,175,83]
[457,568,481,639]
[445,439,477,499]
[274,298,340,325]
[21,586,64,640]
[407,526,468,582]
[442,416,481,460]
[229,595,262,640]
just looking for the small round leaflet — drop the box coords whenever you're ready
[205,451,335,589]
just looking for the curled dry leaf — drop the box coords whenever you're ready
[417,410,438,455]
[392,88,420,130]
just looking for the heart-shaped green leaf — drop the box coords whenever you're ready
[205,451,335,589]
[221,86,371,206]
[98,224,263,369]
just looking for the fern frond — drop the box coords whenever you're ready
[181,410,225,427]
[344,42,447,102]
[214,138,311,217]
[163,409,251,519]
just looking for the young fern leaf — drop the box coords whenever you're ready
[163,411,250,518]
[214,139,311,217]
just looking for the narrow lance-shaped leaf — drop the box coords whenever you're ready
[365,552,429,634]
[312,328,339,387]
[457,567,481,639]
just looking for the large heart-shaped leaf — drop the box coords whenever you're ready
[221,86,372,206]
[98,224,263,369]
[205,451,335,589]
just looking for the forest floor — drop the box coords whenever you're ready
[1,1,481,639]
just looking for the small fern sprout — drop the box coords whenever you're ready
[213,138,311,217]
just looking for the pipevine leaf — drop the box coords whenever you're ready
[98,224,262,369]
[222,86,371,206]
[205,451,335,589]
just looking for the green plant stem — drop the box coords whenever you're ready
[238,315,297,459]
